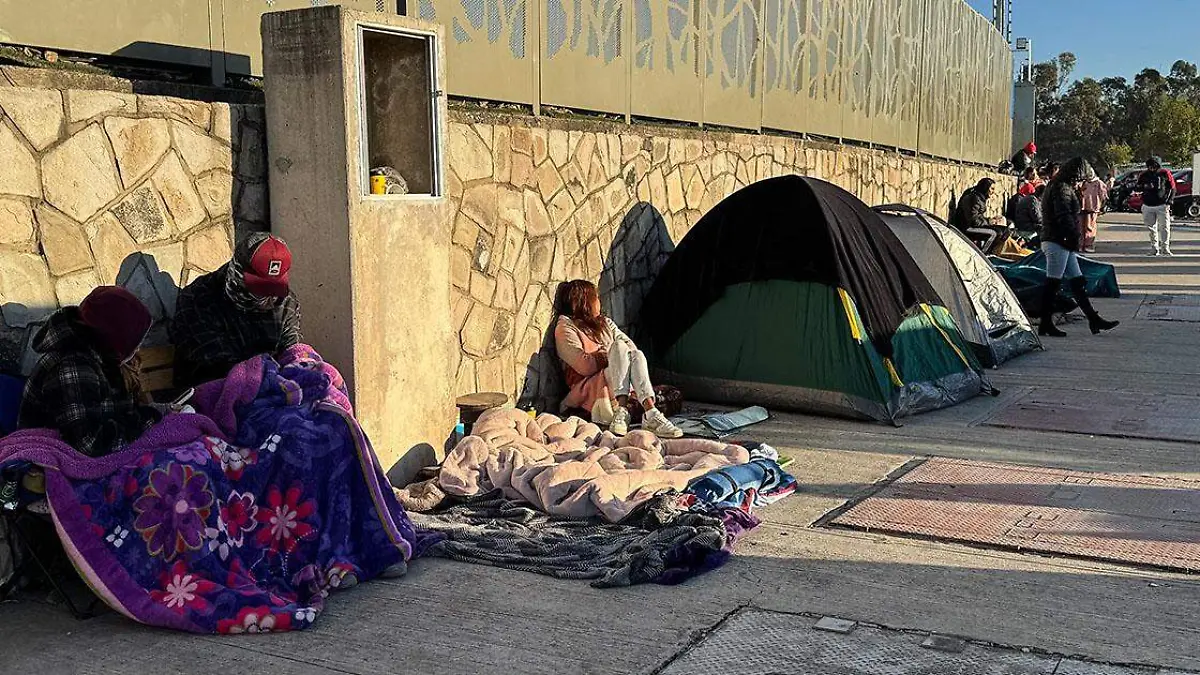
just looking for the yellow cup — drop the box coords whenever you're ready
[370,174,387,195]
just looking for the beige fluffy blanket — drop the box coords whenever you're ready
[434,407,749,522]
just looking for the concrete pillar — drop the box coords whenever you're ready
[1011,81,1036,155]
[261,6,454,485]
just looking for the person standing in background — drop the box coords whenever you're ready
[1079,173,1108,253]
[1137,156,1177,256]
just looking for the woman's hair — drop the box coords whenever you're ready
[120,353,150,403]
[560,279,607,342]
[976,177,996,192]
[1022,167,1037,180]
[1056,157,1094,185]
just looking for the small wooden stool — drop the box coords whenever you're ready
[455,392,509,433]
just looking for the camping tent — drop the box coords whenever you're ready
[637,176,987,423]
[873,204,1041,367]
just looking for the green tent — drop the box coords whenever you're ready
[637,176,987,423]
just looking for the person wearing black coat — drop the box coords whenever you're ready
[1037,157,1119,338]
[951,178,1006,251]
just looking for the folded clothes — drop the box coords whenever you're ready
[684,457,797,511]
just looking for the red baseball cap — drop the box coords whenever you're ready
[243,236,292,298]
[1024,142,1037,154]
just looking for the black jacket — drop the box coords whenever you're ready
[18,309,161,457]
[951,187,991,232]
[170,266,302,388]
[1040,181,1082,251]
[1136,169,1176,207]
[1013,194,1042,233]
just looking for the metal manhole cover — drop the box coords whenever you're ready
[1136,294,1200,322]
[658,608,1168,674]
[826,458,1200,572]
[982,388,1200,443]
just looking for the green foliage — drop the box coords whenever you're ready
[1096,143,1134,172]
[1142,97,1200,165]
[1036,56,1200,169]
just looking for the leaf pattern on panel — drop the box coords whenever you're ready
[423,0,528,59]
[546,0,624,63]
[634,0,698,74]
[762,0,806,95]
[705,0,759,94]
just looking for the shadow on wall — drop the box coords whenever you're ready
[516,202,675,413]
[0,252,188,378]
[599,201,676,340]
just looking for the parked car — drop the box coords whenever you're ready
[1173,169,1198,218]
[1110,170,1141,211]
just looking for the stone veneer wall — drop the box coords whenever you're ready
[444,111,1008,407]
[0,70,1005,412]
[0,75,267,374]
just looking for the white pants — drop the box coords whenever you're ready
[1143,204,1172,252]
[606,340,654,402]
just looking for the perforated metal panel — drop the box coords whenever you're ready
[425,0,534,102]
[631,0,702,121]
[541,0,629,113]
[0,0,1012,159]
[701,0,761,129]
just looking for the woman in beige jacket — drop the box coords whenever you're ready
[553,280,682,438]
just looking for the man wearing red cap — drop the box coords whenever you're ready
[19,287,164,457]
[1010,141,1037,175]
[171,233,302,388]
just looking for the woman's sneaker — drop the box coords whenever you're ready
[642,408,683,439]
[610,406,631,436]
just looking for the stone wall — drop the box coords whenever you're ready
[0,71,1006,412]
[0,77,266,374]
[444,111,1008,408]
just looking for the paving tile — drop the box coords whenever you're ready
[828,457,1200,572]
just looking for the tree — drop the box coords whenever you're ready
[1096,143,1134,173]
[1168,60,1200,105]
[1033,55,1200,170]
[1142,97,1200,165]
[1032,52,1078,120]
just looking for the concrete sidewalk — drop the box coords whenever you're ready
[3,213,1200,674]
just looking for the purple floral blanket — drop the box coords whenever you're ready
[0,345,438,634]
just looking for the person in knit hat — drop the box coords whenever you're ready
[18,286,164,457]
[171,232,302,388]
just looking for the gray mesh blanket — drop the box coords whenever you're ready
[411,491,758,588]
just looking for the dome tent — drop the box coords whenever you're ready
[873,204,1041,367]
[637,176,988,423]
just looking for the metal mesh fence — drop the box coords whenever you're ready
[0,0,1011,162]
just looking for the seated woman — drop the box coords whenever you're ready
[553,279,682,439]
[19,286,164,457]
[171,233,301,389]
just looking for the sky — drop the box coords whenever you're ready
[966,0,1200,84]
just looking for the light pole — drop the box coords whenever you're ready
[1012,37,1035,153]
[1015,37,1033,82]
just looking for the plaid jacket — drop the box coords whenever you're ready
[170,265,302,388]
[18,308,161,457]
